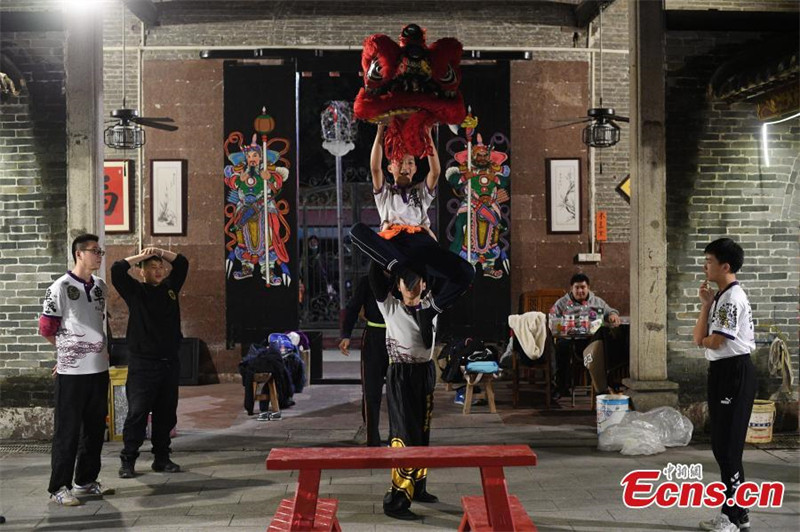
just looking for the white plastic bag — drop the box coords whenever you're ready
[598,407,693,455]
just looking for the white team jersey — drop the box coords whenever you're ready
[705,282,755,361]
[42,273,109,375]
[374,182,436,227]
[377,293,438,364]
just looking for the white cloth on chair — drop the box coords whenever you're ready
[508,311,548,361]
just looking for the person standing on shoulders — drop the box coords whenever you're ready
[111,247,188,479]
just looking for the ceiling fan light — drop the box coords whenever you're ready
[104,123,145,149]
[582,120,620,148]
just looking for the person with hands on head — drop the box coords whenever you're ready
[111,246,188,480]
[39,234,114,506]
[339,275,388,447]
[693,238,756,532]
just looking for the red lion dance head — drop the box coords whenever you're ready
[354,24,466,161]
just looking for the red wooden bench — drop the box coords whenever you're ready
[265,444,538,531]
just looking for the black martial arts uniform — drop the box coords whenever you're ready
[368,264,438,517]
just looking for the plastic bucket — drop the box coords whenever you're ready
[746,399,776,444]
[596,394,629,435]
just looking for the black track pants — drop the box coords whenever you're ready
[49,371,109,493]
[708,354,757,523]
[383,360,435,510]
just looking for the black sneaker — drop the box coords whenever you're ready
[383,506,422,520]
[732,512,750,530]
[118,460,136,479]
[412,490,439,503]
[151,458,181,473]
[416,307,437,349]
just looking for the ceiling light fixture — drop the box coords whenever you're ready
[582,5,627,149]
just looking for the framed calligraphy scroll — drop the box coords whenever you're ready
[546,158,582,234]
[151,159,187,236]
[104,160,133,233]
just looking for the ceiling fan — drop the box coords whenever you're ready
[104,6,177,149]
[104,107,178,149]
[550,3,628,148]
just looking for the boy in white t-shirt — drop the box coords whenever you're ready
[368,263,438,521]
[693,238,756,532]
[39,234,114,506]
[350,124,474,348]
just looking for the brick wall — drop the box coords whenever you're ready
[665,0,799,10]
[95,1,634,377]
[0,25,67,377]
[665,30,800,403]
[5,1,794,384]
[590,0,630,243]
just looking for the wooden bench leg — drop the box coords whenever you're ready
[291,469,321,529]
[480,466,514,530]
[463,382,474,415]
[269,378,280,413]
[458,509,471,532]
[485,379,496,414]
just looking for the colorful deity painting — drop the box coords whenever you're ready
[444,114,510,279]
[223,110,292,287]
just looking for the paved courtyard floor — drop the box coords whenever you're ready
[1,379,797,531]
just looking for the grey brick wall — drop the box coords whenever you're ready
[4,0,796,384]
[665,0,799,11]
[590,0,630,242]
[103,1,142,248]
[665,30,800,403]
[0,28,67,377]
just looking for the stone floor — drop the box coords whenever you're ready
[0,371,798,531]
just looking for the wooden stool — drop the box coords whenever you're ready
[253,372,280,414]
[300,349,311,388]
[462,372,497,415]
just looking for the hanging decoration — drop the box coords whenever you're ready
[354,23,466,160]
[320,100,359,313]
[223,107,292,287]
[321,101,358,157]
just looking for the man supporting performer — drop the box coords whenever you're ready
[350,124,474,349]
[111,247,188,478]
[350,124,474,520]
[339,274,388,447]
[368,263,439,520]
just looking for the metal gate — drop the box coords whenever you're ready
[298,167,378,329]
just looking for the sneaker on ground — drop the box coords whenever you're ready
[151,458,181,473]
[453,388,480,406]
[353,424,368,444]
[118,460,136,479]
[733,513,751,529]
[699,514,738,532]
[50,486,81,506]
[73,481,115,496]
[454,388,466,405]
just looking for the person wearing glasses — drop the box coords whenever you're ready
[39,234,114,506]
[111,246,188,479]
